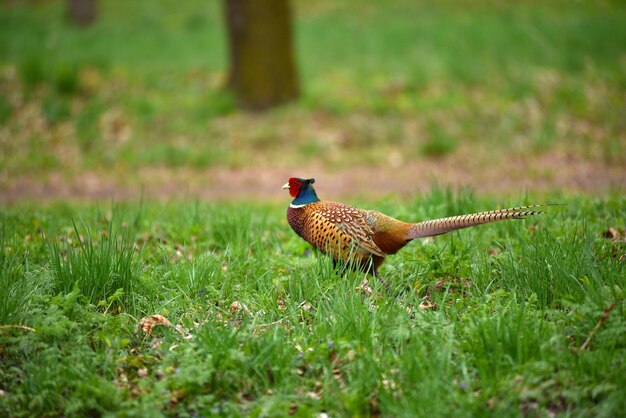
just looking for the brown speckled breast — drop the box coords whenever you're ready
[286,204,307,239]
[287,201,385,263]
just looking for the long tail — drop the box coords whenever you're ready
[408,204,546,239]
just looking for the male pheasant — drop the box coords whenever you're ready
[283,177,543,275]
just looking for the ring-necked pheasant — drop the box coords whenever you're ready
[283,177,544,275]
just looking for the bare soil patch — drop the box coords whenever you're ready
[2,150,623,204]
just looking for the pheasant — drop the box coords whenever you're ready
[283,177,544,276]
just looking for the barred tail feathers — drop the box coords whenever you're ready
[408,205,545,239]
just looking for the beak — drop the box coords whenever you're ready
[282,182,290,190]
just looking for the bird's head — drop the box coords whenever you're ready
[282,177,315,198]
[282,177,319,205]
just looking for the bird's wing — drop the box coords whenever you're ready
[309,203,386,258]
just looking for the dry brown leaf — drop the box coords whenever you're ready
[419,300,436,310]
[298,300,312,311]
[306,391,321,400]
[140,314,172,334]
[230,301,242,313]
[434,276,472,292]
[333,366,346,388]
[229,301,253,317]
[602,227,623,240]
[355,279,374,295]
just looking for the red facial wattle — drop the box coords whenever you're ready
[288,178,302,198]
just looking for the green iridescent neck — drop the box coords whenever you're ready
[291,184,320,207]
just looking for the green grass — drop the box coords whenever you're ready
[0,0,624,175]
[1,191,625,416]
[48,218,142,310]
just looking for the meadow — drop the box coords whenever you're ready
[1,193,625,417]
[1,0,626,416]
[0,0,624,183]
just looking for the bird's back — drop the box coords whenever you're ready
[287,201,388,259]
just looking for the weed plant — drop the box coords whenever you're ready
[48,218,141,312]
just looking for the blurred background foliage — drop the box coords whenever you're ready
[0,0,625,198]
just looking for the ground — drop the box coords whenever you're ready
[2,149,623,204]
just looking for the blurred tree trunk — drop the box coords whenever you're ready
[67,0,98,27]
[223,0,299,110]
